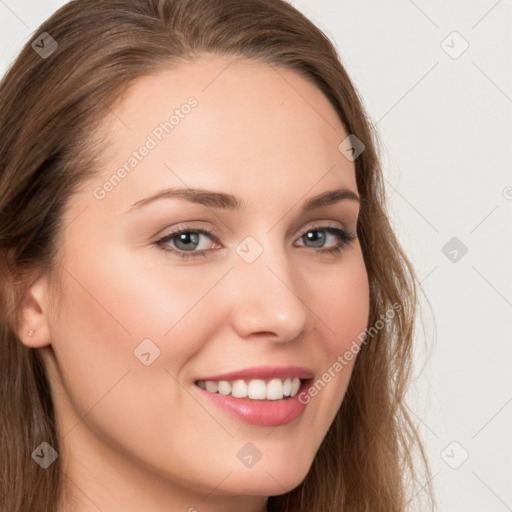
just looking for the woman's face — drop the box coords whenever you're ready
[32,56,370,511]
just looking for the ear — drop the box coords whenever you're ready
[17,274,52,348]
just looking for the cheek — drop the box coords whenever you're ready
[301,247,369,417]
[54,243,224,349]
[311,246,370,355]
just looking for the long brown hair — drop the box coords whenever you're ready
[0,1,433,511]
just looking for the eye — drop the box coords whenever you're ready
[156,227,220,259]
[154,223,356,260]
[294,223,356,255]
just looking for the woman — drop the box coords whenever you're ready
[0,1,433,511]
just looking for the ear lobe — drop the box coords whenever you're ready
[17,275,52,348]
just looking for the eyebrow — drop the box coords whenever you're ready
[126,186,360,213]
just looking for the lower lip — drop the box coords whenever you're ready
[194,380,311,427]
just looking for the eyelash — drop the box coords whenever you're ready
[154,223,356,260]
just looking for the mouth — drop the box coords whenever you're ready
[192,366,314,426]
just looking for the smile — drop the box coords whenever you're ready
[195,377,302,400]
[193,366,314,427]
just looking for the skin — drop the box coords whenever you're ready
[18,56,370,512]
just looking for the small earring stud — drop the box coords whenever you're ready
[28,329,35,336]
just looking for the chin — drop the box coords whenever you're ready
[226,456,313,496]
[224,474,306,498]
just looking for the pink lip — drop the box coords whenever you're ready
[193,365,315,382]
[194,378,312,427]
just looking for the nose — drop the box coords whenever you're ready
[227,242,312,342]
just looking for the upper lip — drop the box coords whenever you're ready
[194,365,315,382]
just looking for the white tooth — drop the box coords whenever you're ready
[283,378,292,397]
[290,377,301,397]
[197,380,206,389]
[231,379,248,398]
[218,381,232,395]
[205,381,219,393]
[267,378,284,400]
[247,379,267,399]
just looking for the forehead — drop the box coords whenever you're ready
[86,55,357,214]
[107,55,345,132]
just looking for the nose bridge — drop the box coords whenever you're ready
[229,232,311,340]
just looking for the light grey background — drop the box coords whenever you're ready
[1,1,511,510]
